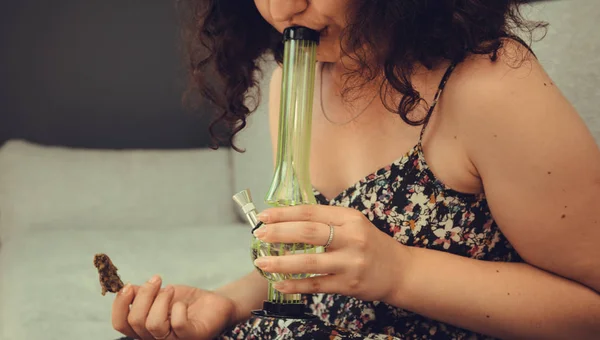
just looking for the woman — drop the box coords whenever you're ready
[112,0,600,339]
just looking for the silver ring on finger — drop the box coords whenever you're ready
[323,224,335,250]
[154,328,172,340]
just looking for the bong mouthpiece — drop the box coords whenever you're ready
[283,26,320,44]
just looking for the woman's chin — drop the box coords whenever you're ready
[316,47,342,64]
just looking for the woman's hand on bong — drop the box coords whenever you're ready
[112,276,236,340]
[253,205,410,302]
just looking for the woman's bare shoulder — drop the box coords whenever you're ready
[439,38,585,150]
[444,39,550,116]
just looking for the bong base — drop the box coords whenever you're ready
[251,301,317,320]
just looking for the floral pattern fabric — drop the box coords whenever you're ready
[218,142,522,340]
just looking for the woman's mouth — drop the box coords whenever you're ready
[283,25,328,39]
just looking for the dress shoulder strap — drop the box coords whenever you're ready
[418,62,458,143]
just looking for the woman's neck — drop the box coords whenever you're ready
[324,58,453,99]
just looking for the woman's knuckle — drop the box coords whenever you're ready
[112,319,128,332]
[304,255,318,269]
[349,211,364,222]
[299,206,313,220]
[309,279,321,294]
[354,256,366,271]
[348,278,361,291]
[302,223,319,240]
[127,314,143,328]
[145,320,160,333]
[171,318,186,332]
[353,234,369,250]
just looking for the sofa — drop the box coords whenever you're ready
[1,1,599,339]
[0,41,278,339]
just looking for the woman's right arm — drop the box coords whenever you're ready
[215,64,284,326]
[214,271,268,325]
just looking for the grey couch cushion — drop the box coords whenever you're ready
[0,224,253,340]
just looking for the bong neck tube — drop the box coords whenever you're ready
[265,26,319,207]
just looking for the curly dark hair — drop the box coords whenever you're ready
[178,0,547,151]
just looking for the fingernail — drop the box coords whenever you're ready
[120,284,130,295]
[148,275,160,284]
[254,257,268,268]
[273,281,286,290]
[257,212,270,223]
[253,226,266,238]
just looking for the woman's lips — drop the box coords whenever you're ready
[282,25,329,38]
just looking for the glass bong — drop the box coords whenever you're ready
[233,26,321,319]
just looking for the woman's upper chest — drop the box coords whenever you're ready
[309,105,482,202]
[308,61,485,201]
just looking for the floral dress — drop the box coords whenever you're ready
[217,63,522,340]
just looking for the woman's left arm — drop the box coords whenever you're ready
[391,54,600,338]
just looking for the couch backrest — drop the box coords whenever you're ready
[0,140,237,241]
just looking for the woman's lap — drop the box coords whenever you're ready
[114,315,400,339]
[217,315,400,339]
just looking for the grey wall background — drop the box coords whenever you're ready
[0,0,222,149]
[527,0,600,140]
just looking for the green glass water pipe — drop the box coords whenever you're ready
[233,26,321,319]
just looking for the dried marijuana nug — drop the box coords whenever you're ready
[93,253,124,296]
